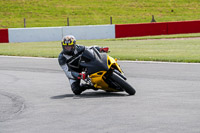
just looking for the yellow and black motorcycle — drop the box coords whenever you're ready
[80,47,136,95]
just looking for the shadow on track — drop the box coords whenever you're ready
[50,91,128,99]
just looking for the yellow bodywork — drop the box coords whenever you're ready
[89,55,123,91]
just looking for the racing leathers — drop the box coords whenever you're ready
[58,45,109,95]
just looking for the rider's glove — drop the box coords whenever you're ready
[77,72,86,80]
[71,72,86,80]
[100,47,109,53]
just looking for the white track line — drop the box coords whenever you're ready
[119,60,200,65]
[0,55,199,65]
[0,55,56,60]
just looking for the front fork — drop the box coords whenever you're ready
[103,69,124,91]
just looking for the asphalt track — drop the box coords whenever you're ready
[0,56,200,133]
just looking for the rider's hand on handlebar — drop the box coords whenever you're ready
[77,72,86,80]
[100,47,109,53]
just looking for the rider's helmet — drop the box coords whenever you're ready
[61,35,76,55]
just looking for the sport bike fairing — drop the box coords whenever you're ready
[80,47,109,75]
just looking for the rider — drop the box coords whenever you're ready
[58,35,109,95]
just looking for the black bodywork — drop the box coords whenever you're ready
[80,47,109,75]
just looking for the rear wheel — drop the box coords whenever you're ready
[110,72,136,95]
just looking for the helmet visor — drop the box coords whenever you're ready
[63,40,74,46]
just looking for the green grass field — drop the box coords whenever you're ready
[0,0,200,28]
[1,34,200,63]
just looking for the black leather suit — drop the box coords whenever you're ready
[58,45,101,95]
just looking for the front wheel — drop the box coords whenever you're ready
[110,73,136,95]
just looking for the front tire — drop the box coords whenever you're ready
[110,73,136,95]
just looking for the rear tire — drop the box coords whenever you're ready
[110,73,136,95]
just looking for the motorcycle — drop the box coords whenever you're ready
[80,47,136,95]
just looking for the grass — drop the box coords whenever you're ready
[0,34,200,63]
[0,0,200,28]
[109,39,200,63]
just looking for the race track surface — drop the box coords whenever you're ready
[0,56,200,133]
